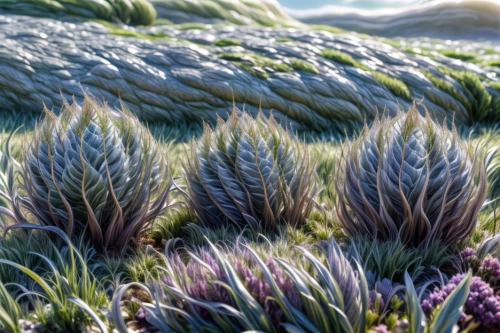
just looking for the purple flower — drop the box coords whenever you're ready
[234,258,301,328]
[164,250,300,330]
[480,257,500,279]
[163,251,230,318]
[460,248,477,262]
[370,324,389,333]
[422,273,500,328]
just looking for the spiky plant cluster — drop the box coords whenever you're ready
[185,111,317,230]
[336,108,486,247]
[8,97,172,255]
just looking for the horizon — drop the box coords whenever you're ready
[279,0,500,9]
[279,0,424,9]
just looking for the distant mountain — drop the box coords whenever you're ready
[288,0,500,41]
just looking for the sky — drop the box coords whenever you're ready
[278,0,425,10]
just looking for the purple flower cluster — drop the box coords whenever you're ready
[370,324,389,333]
[460,247,477,261]
[163,251,230,317]
[234,257,300,328]
[164,250,300,329]
[422,273,500,328]
[480,257,500,279]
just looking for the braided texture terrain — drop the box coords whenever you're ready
[0,15,498,132]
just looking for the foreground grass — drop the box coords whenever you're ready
[1,119,500,332]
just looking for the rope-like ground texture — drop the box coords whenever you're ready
[0,15,498,131]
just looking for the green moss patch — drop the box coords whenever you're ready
[321,49,365,68]
[219,52,293,79]
[215,38,241,47]
[276,37,294,43]
[289,58,319,74]
[372,72,412,101]
[438,50,479,63]
[438,67,494,122]
[421,70,470,108]
[176,22,208,30]
[487,60,500,68]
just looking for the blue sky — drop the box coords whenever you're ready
[279,0,422,9]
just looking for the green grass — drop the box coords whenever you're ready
[310,24,346,34]
[421,70,470,108]
[219,52,293,79]
[377,38,401,49]
[176,22,208,30]
[490,82,500,91]
[276,37,294,43]
[149,208,196,246]
[321,49,412,101]
[438,67,494,122]
[289,58,320,74]
[0,228,108,332]
[2,108,500,331]
[372,71,412,101]
[236,63,269,79]
[438,50,479,63]
[215,38,241,47]
[321,49,366,69]
[219,52,247,61]
[487,60,500,68]
[484,48,499,55]
[110,28,170,40]
[354,237,454,283]
[93,20,173,40]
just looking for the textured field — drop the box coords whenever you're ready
[1,1,500,333]
[0,14,499,133]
